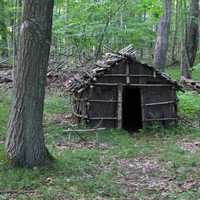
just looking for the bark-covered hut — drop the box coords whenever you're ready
[65,46,181,131]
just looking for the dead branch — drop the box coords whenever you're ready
[64,128,105,132]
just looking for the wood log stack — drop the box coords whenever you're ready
[0,63,13,70]
[180,78,200,93]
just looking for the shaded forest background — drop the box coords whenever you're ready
[0,0,199,78]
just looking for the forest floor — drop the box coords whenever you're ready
[0,68,200,200]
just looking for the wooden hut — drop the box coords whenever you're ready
[65,46,181,131]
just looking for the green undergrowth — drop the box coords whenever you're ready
[44,91,70,114]
[178,91,200,119]
[166,66,200,81]
[0,89,11,139]
[0,87,200,199]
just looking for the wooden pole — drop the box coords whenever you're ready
[117,84,123,129]
[144,100,176,106]
[93,83,173,87]
[126,63,130,84]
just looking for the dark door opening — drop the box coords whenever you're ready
[122,87,142,131]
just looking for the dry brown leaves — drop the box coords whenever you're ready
[180,177,200,191]
[56,141,110,150]
[116,157,172,194]
[0,189,42,200]
[107,156,200,199]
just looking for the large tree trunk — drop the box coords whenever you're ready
[181,0,199,79]
[6,0,54,168]
[153,0,172,72]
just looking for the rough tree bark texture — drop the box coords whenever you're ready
[153,0,172,72]
[186,0,199,67]
[181,0,199,79]
[171,0,179,64]
[6,0,54,168]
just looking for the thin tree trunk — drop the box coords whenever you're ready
[171,0,179,64]
[180,0,189,79]
[153,0,172,72]
[12,0,23,87]
[6,0,54,168]
[95,0,128,60]
[0,1,9,60]
[0,23,8,60]
[181,0,199,79]
[140,10,147,60]
[186,0,199,67]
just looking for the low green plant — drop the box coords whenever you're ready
[0,89,11,138]
[178,91,200,118]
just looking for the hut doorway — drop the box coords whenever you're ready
[122,87,142,131]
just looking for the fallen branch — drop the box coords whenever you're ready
[63,121,105,142]
[64,128,106,132]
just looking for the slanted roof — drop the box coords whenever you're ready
[65,45,181,94]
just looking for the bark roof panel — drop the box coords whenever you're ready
[65,45,181,94]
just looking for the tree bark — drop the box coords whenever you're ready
[0,0,9,60]
[181,0,199,79]
[171,0,179,64]
[153,0,172,72]
[185,0,199,67]
[0,22,8,60]
[6,0,54,168]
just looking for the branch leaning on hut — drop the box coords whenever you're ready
[63,119,105,142]
[0,63,13,70]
